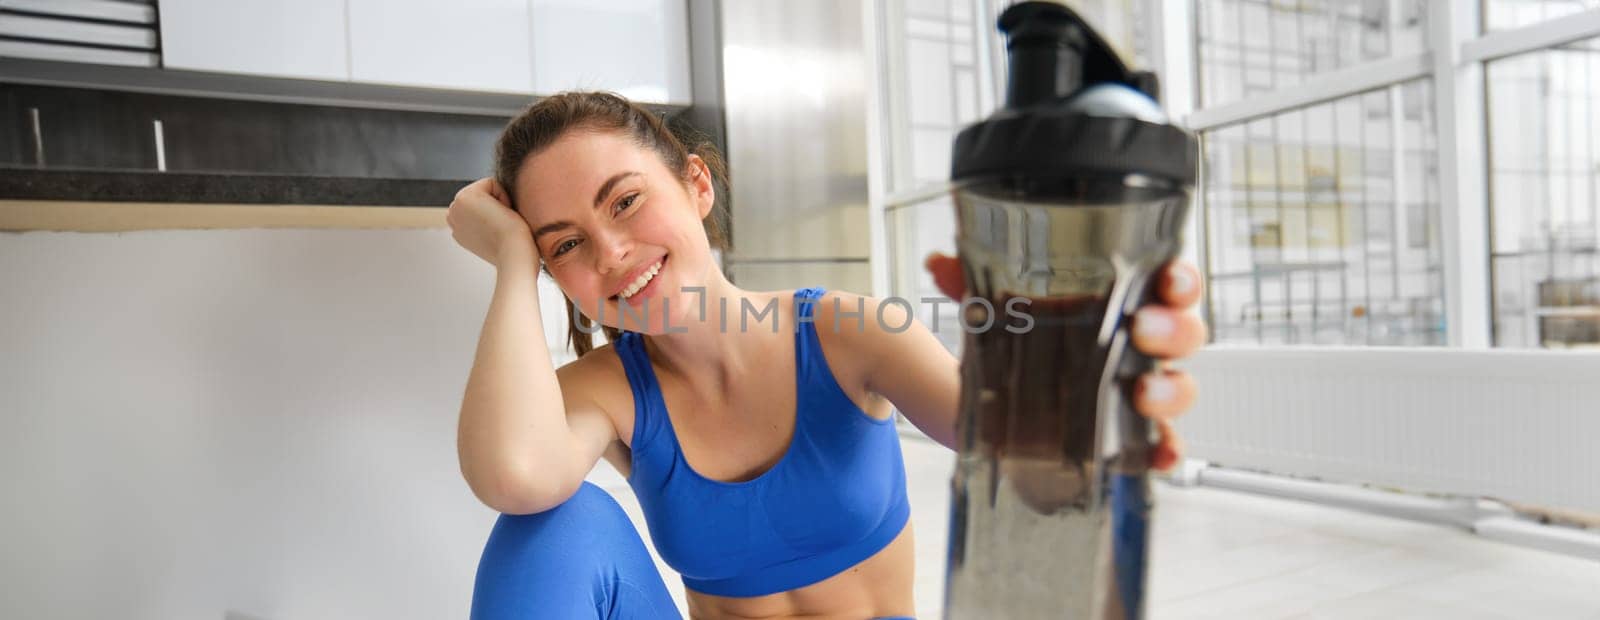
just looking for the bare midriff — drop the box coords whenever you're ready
[683,521,918,620]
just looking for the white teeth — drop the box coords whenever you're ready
[619,260,662,299]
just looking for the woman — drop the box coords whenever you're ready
[448,92,1205,619]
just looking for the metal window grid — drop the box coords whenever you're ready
[869,0,1600,349]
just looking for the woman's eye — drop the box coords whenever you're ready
[615,193,639,214]
[553,239,580,256]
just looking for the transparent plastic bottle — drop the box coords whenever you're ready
[939,3,1198,618]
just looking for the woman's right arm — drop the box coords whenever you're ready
[449,179,616,515]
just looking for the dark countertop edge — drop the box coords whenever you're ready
[0,168,470,207]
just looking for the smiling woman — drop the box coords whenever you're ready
[452,91,926,619]
[490,92,731,355]
[445,90,1204,620]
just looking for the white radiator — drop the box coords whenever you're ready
[1177,346,1600,515]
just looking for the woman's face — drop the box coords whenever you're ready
[515,129,715,334]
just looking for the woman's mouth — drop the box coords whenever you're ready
[614,254,667,303]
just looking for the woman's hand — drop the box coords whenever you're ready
[447,177,535,268]
[924,253,1207,471]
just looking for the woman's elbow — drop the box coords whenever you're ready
[467,465,578,515]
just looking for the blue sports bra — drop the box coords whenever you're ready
[615,286,912,598]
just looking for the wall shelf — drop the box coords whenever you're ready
[0,199,445,232]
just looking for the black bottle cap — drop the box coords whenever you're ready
[952,1,1198,187]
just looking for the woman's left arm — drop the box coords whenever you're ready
[854,256,1210,469]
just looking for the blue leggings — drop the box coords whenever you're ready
[470,481,916,619]
[470,481,681,619]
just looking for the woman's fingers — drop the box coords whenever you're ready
[924,252,965,299]
[1133,368,1196,421]
[1150,419,1184,471]
[486,177,511,208]
[1131,306,1208,359]
[1158,261,1203,309]
[1143,261,1200,473]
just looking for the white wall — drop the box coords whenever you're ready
[0,227,580,619]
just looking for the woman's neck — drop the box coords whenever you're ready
[638,276,791,393]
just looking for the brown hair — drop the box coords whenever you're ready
[493,91,730,357]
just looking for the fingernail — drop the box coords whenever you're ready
[1152,444,1178,470]
[1143,374,1176,402]
[1135,309,1174,339]
[1170,267,1196,296]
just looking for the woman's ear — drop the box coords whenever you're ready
[685,154,715,219]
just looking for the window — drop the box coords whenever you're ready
[875,1,1600,349]
[1194,0,1444,345]
[1197,0,1427,107]
[1484,0,1600,32]
[1486,36,1600,348]
[1202,81,1445,345]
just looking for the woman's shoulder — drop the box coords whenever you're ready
[558,339,630,384]
[555,341,635,419]
[799,287,919,366]
[806,286,937,371]
[796,287,904,419]
[801,288,915,336]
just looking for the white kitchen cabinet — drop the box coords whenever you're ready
[347,0,533,94]
[158,0,349,81]
[529,0,691,105]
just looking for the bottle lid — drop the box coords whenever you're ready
[952,1,1198,187]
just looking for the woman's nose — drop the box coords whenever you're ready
[593,229,632,275]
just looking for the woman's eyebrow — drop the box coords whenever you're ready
[532,171,645,242]
[592,171,643,208]
[532,220,573,242]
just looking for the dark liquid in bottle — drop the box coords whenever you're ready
[962,290,1140,513]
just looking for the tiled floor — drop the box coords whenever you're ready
[587,433,1600,619]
